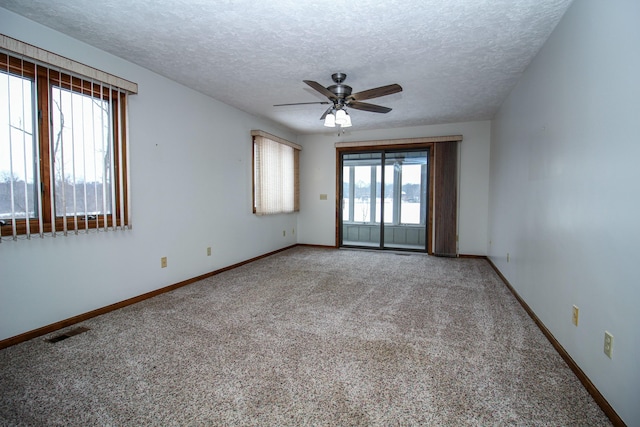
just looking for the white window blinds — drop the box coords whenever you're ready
[252,130,301,215]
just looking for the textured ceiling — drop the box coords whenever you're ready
[0,0,573,134]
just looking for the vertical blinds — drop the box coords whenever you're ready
[252,130,301,215]
[1,35,136,241]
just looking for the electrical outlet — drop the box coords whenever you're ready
[604,331,613,359]
[207,247,211,256]
[161,257,167,268]
[507,252,510,262]
[572,305,579,326]
[319,194,328,200]
[283,230,286,237]
[292,228,295,235]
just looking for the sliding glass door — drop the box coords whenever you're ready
[340,149,429,251]
[341,152,382,248]
[383,151,428,250]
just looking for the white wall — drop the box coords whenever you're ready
[488,0,640,424]
[0,8,299,341]
[298,121,491,255]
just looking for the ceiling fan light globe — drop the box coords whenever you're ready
[341,114,352,127]
[335,109,348,125]
[324,113,336,127]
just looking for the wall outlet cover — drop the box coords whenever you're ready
[604,331,613,359]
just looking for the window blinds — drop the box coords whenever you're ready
[1,35,135,242]
[252,130,301,215]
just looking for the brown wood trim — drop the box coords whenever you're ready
[457,254,487,259]
[0,244,297,350]
[428,146,435,255]
[335,143,435,253]
[0,61,130,238]
[338,142,432,153]
[485,258,626,427]
[335,135,463,148]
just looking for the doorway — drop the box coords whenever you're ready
[339,149,429,251]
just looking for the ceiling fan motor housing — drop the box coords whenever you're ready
[329,73,352,105]
[328,84,352,102]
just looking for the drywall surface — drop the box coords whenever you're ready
[298,121,490,255]
[488,0,640,424]
[0,8,298,341]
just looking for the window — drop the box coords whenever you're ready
[342,151,427,226]
[252,130,301,215]
[1,40,135,240]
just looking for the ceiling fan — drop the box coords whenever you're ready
[274,72,403,127]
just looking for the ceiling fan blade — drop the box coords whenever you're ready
[303,80,337,100]
[320,106,333,120]
[349,84,403,101]
[274,101,330,106]
[348,101,392,113]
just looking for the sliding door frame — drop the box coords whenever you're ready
[335,135,462,256]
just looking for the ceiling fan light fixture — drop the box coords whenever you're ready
[334,108,348,125]
[341,111,352,127]
[324,112,336,127]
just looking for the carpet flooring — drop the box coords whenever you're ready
[0,246,611,426]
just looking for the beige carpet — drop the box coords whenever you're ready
[0,246,610,426]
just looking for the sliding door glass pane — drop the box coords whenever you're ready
[353,165,373,222]
[400,155,427,225]
[342,165,350,221]
[378,164,395,224]
[383,151,428,250]
[342,153,381,247]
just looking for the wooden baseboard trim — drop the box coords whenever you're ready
[0,244,297,350]
[485,258,626,427]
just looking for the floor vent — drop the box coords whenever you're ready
[45,327,90,343]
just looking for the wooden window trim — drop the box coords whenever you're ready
[0,53,130,237]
